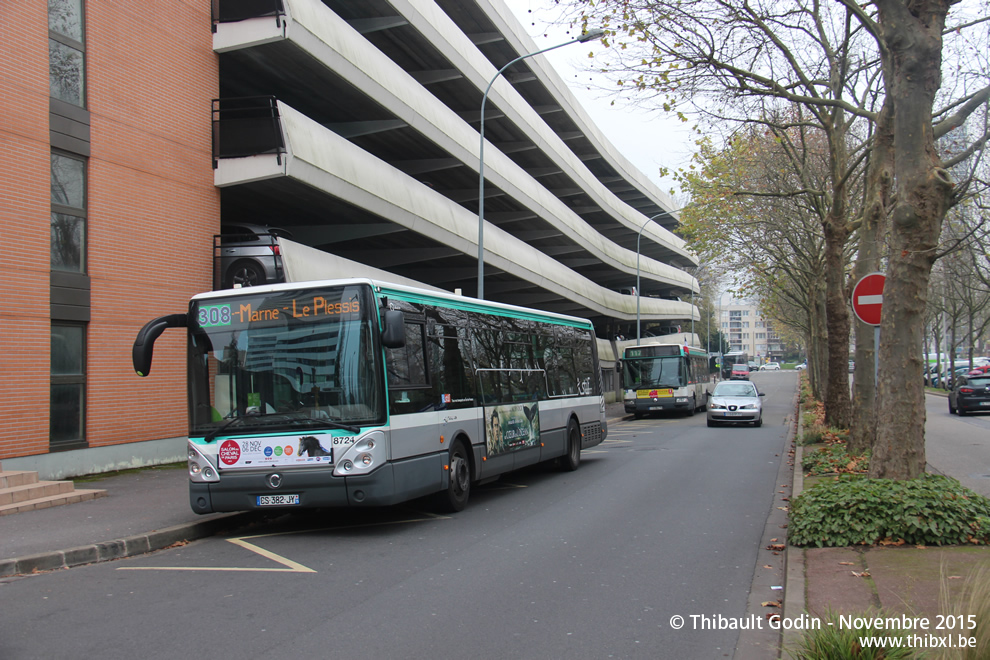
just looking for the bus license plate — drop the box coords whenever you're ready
[257,494,300,506]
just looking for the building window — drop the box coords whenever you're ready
[49,0,85,106]
[51,324,86,447]
[51,151,86,272]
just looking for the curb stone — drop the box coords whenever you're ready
[781,444,806,658]
[0,513,253,578]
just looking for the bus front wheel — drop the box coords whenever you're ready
[436,439,471,512]
[559,419,581,471]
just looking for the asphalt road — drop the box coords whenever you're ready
[924,391,990,497]
[0,373,796,660]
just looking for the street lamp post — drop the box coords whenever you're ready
[689,264,706,342]
[717,290,729,371]
[477,29,604,300]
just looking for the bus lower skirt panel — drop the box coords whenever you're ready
[189,454,445,514]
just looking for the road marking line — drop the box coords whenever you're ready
[117,515,445,573]
[117,536,315,573]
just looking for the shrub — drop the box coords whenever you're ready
[800,425,849,447]
[802,444,869,475]
[931,566,990,660]
[788,609,914,659]
[789,475,990,548]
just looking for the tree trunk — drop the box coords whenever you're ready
[808,281,828,402]
[849,104,893,455]
[870,0,956,480]
[823,217,852,429]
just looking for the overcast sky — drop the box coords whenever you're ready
[502,0,696,200]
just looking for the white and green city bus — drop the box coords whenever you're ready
[621,343,712,418]
[133,278,607,513]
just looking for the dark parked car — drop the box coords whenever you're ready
[730,364,750,380]
[949,374,990,415]
[214,223,292,289]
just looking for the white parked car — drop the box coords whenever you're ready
[759,362,781,371]
[795,362,807,370]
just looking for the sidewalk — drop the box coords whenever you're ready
[780,390,990,658]
[0,464,255,577]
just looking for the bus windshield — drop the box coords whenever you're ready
[187,283,384,436]
[623,355,685,389]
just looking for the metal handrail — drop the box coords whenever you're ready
[211,0,285,32]
[211,96,286,167]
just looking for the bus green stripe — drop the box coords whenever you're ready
[377,287,592,329]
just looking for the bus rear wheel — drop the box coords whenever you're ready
[559,419,581,471]
[436,439,471,512]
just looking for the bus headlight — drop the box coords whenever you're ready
[188,440,220,483]
[334,431,386,477]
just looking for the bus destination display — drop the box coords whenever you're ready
[196,296,361,328]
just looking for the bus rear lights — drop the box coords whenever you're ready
[203,466,217,479]
[340,460,354,473]
[358,453,373,467]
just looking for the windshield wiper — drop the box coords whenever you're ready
[203,414,253,443]
[288,417,361,434]
[203,412,360,442]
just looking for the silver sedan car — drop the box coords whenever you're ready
[707,380,765,427]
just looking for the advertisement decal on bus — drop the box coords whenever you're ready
[485,402,540,456]
[216,433,340,469]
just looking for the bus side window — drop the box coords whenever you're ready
[386,321,430,412]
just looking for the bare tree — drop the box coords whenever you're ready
[556,0,989,477]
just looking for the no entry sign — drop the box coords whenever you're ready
[852,272,886,326]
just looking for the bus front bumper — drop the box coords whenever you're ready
[190,454,443,514]
[624,397,691,414]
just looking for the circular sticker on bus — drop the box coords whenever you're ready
[218,439,241,466]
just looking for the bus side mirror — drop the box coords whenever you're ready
[133,314,187,377]
[381,310,406,349]
[616,361,623,374]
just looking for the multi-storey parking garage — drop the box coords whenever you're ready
[211,0,698,332]
[1,0,698,479]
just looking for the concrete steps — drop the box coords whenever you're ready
[0,461,106,516]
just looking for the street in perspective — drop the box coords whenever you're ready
[4,1,988,659]
[1,372,796,660]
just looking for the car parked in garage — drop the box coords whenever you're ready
[949,374,990,415]
[214,223,293,289]
[707,380,765,427]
